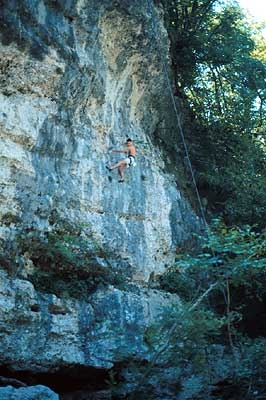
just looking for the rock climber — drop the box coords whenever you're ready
[106,138,136,183]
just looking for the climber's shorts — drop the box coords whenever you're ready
[125,156,136,167]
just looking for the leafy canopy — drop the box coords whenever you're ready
[162,0,266,225]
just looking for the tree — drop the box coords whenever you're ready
[162,0,266,226]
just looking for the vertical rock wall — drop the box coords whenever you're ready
[0,0,200,281]
[0,2,206,395]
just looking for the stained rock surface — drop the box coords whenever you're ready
[0,0,200,281]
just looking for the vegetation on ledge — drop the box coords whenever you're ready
[0,224,126,299]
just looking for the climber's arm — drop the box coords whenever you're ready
[112,149,128,153]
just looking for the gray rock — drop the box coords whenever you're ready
[0,385,59,400]
[0,0,201,282]
[0,0,200,389]
[0,270,180,370]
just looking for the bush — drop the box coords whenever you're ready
[133,219,266,399]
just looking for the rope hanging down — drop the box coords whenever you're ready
[146,0,209,234]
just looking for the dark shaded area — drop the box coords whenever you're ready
[211,283,266,339]
[0,364,110,394]
[211,379,245,400]
[241,297,266,338]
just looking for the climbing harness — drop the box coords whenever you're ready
[128,155,136,167]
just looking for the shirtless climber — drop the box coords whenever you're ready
[106,138,136,183]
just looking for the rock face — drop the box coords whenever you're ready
[0,0,201,391]
[0,0,200,282]
[0,270,179,370]
[0,385,59,400]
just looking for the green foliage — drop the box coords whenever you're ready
[162,0,266,225]
[160,219,266,301]
[120,305,223,399]
[162,0,218,88]
[146,305,223,368]
[135,220,266,399]
[108,222,266,399]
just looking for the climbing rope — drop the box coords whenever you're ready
[146,0,209,234]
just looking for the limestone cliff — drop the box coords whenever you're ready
[0,0,201,397]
